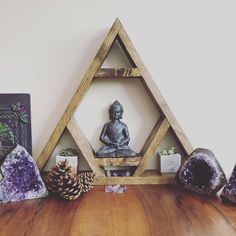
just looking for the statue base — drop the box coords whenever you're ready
[96,148,136,158]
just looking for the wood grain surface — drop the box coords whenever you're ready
[95,156,142,167]
[94,68,141,78]
[0,185,235,236]
[95,171,175,185]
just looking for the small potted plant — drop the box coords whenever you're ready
[56,148,78,176]
[158,147,181,173]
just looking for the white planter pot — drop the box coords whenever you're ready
[159,153,181,173]
[56,155,78,175]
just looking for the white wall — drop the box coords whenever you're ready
[0,0,235,176]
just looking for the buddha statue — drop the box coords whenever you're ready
[96,101,136,158]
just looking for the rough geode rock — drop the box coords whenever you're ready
[220,165,236,204]
[0,145,48,203]
[175,148,226,195]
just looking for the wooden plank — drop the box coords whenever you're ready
[117,25,193,156]
[37,18,122,170]
[94,68,141,78]
[95,156,141,167]
[95,171,175,185]
[67,117,105,177]
[95,176,174,185]
[134,118,170,176]
[1,186,236,236]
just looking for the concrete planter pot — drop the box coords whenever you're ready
[158,153,181,173]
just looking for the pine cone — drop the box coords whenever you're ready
[46,160,82,200]
[79,172,95,193]
[57,175,82,200]
[46,160,73,193]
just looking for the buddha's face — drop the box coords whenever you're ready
[109,107,123,120]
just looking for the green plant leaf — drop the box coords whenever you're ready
[0,122,15,144]
[11,104,17,111]
[60,147,78,156]
[20,114,28,123]
[16,102,20,108]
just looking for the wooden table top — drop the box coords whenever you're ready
[0,185,235,236]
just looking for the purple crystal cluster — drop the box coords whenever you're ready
[175,148,226,195]
[105,185,127,194]
[0,145,48,203]
[104,169,129,194]
[220,165,236,204]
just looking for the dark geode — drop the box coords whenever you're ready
[175,148,226,195]
[0,145,48,203]
[220,164,236,204]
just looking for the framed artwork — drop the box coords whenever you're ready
[0,94,32,164]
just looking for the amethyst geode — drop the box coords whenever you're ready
[175,148,226,195]
[0,145,48,203]
[220,165,236,204]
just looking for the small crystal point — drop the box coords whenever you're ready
[220,164,236,204]
[175,148,226,195]
[0,145,48,203]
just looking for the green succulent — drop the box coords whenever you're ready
[160,147,176,156]
[60,147,78,156]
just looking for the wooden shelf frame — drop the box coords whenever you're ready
[94,68,141,79]
[37,18,193,185]
[95,170,175,185]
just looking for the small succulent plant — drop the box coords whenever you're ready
[160,147,176,156]
[60,147,78,156]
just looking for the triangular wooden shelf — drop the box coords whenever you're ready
[37,18,193,184]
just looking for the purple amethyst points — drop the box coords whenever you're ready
[105,185,127,194]
[175,148,226,195]
[220,165,236,204]
[0,145,48,203]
